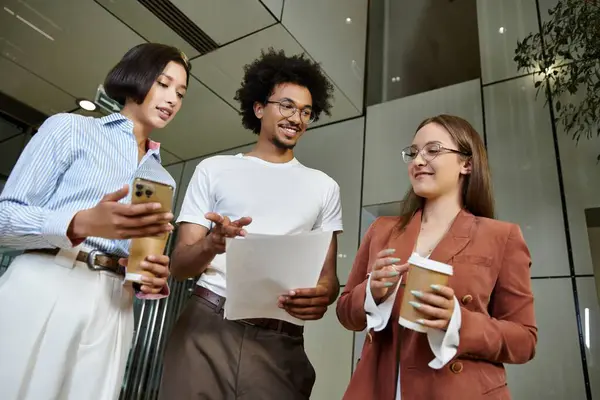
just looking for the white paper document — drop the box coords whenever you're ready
[224,230,333,326]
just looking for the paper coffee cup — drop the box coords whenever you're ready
[398,253,453,333]
[126,233,169,283]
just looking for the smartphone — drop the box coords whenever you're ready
[127,177,174,283]
[131,177,174,213]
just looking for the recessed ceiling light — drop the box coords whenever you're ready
[345,17,352,24]
[391,76,401,82]
[78,99,96,111]
[498,27,506,34]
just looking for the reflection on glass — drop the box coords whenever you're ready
[366,0,481,106]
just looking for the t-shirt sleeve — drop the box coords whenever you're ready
[176,162,213,229]
[315,179,343,233]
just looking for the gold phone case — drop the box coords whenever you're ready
[127,178,174,283]
[131,178,174,213]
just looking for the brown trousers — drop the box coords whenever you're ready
[158,294,316,400]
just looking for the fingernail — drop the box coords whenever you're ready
[387,271,400,277]
[383,249,396,255]
[165,213,174,219]
[416,319,426,325]
[152,203,161,210]
[288,291,296,296]
[384,282,394,287]
[141,277,151,283]
[390,258,401,263]
[430,284,441,291]
[409,301,421,308]
[411,290,424,298]
[140,261,149,267]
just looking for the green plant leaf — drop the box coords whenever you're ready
[514,0,599,163]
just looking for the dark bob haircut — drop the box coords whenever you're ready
[234,48,334,134]
[104,43,191,106]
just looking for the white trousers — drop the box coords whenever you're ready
[0,252,135,400]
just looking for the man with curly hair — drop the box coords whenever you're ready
[158,48,344,399]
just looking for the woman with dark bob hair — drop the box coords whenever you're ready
[337,115,537,399]
[0,43,190,399]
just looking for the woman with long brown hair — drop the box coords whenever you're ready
[337,115,537,399]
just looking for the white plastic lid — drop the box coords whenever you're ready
[407,253,453,276]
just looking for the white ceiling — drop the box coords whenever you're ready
[169,0,276,45]
[191,23,360,128]
[260,0,283,19]
[282,0,368,111]
[0,0,368,164]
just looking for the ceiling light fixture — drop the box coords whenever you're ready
[345,17,352,24]
[77,99,97,111]
[391,76,401,82]
[498,27,506,34]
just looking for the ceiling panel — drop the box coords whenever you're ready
[282,0,368,111]
[160,148,183,165]
[0,56,75,115]
[169,0,275,46]
[191,24,359,127]
[0,0,145,104]
[260,0,283,19]
[94,0,199,59]
[0,114,24,141]
[148,77,249,160]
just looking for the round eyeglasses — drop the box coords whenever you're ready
[401,143,470,164]
[266,99,315,124]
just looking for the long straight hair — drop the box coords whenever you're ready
[397,115,495,231]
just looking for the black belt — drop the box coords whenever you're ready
[193,286,304,337]
[24,248,125,276]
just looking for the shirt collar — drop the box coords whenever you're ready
[100,113,163,162]
[99,112,133,130]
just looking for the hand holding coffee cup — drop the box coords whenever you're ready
[399,253,455,332]
[119,255,170,294]
[369,249,409,304]
[408,283,455,330]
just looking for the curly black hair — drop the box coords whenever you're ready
[234,48,334,134]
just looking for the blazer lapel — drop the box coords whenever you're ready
[429,209,476,264]
[387,209,422,265]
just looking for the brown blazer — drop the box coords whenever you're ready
[337,210,537,400]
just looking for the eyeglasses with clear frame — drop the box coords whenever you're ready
[265,99,315,124]
[401,142,471,164]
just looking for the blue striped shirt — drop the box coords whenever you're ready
[0,112,176,257]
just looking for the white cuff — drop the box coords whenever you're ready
[42,208,81,249]
[364,273,401,332]
[427,296,462,369]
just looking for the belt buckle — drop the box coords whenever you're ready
[86,249,114,272]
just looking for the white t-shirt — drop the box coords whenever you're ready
[177,154,344,297]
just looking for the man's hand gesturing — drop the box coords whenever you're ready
[204,212,252,254]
